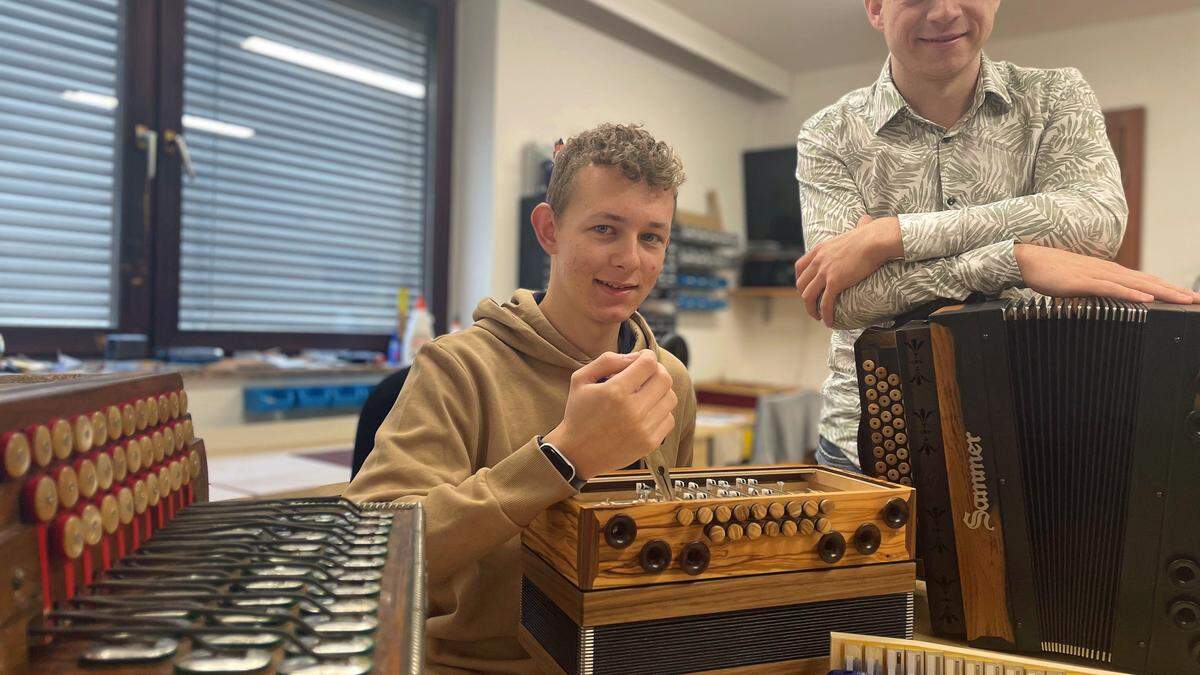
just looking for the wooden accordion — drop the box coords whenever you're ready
[0,373,425,674]
[854,298,1200,674]
[520,465,917,674]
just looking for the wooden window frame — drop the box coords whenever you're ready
[2,0,454,357]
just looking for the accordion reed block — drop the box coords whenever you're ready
[855,299,1200,674]
[828,632,1126,675]
[0,373,425,674]
[521,465,917,673]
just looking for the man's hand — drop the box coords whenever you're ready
[1015,244,1200,304]
[795,214,904,327]
[543,350,677,480]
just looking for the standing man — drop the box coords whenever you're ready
[346,123,697,672]
[793,0,1198,469]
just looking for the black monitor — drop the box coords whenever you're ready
[743,147,804,251]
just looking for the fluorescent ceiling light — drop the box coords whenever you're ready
[241,36,426,99]
[63,91,253,140]
[183,114,256,139]
[62,90,118,109]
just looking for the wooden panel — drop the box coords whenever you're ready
[930,324,1014,643]
[582,562,915,626]
[523,546,585,624]
[373,505,421,675]
[524,547,914,627]
[1104,107,1145,270]
[524,497,584,587]
[519,625,568,675]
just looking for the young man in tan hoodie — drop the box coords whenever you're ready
[345,123,697,673]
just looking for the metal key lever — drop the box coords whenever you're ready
[644,346,676,500]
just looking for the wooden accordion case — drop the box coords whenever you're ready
[520,464,917,674]
[854,298,1200,674]
[0,372,425,674]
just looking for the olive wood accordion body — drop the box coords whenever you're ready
[0,373,425,674]
[520,464,918,674]
[854,298,1200,674]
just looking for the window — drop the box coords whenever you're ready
[0,0,124,330]
[0,0,452,356]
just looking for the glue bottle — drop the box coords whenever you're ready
[402,295,435,367]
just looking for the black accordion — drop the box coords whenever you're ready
[854,298,1200,674]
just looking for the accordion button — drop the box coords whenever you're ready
[715,506,732,523]
[751,503,768,520]
[146,397,160,427]
[73,458,98,499]
[117,487,135,524]
[817,531,846,564]
[695,506,714,525]
[733,504,751,521]
[603,514,637,549]
[639,539,672,572]
[111,444,128,482]
[705,524,726,543]
[89,411,107,447]
[94,452,114,491]
[675,509,693,528]
[3,431,31,479]
[726,523,744,541]
[768,502,786,519]
[853,523,882,555]
[53,465,80,510]
[27,425,53,468]
[100,494,120,534]
[746,522,763,539]
[72,415,94,455]
[53,513,84,560]
[861,360,876,372]
[764,521,781,537]
[781,519,798,537]
[798,518,815,536]
[785,501,803,518]
[802,500,819,518]
[874,461,887,474]
[1169,599,1200,630]
[679,541,710,575]
[106,406,123,441]
[134,399,149,431]
[22,475,59,523]
[78,503,103,546]
[121,404,137,437]
[1168,558,1200,588]
[50,418,73,460]
[815,517,833,534]
[818,499,836,515]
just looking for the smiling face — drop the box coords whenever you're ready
[534,163,674,328]
[867,0,999,81]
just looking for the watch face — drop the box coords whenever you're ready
[539,442,575,482]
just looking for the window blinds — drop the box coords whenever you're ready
[0,0,121,329]
[180,0,430,335]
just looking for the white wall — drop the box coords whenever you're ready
[450,0,761,382]
[451,5,1200,392]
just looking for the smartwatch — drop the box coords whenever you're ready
[537,436,587,490]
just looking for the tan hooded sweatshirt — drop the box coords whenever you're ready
[344,289,696,673]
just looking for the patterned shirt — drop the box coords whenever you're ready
[796,54,1127,466]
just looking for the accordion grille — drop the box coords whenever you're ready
[1004,297,1146,661]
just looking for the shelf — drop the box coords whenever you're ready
[730,287,797,298]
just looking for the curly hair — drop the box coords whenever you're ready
[546,123,685,216]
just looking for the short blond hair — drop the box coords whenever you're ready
[546,123,685,216]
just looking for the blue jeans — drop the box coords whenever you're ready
[816,435,863,473]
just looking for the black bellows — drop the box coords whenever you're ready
[1005,298,1145,661]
